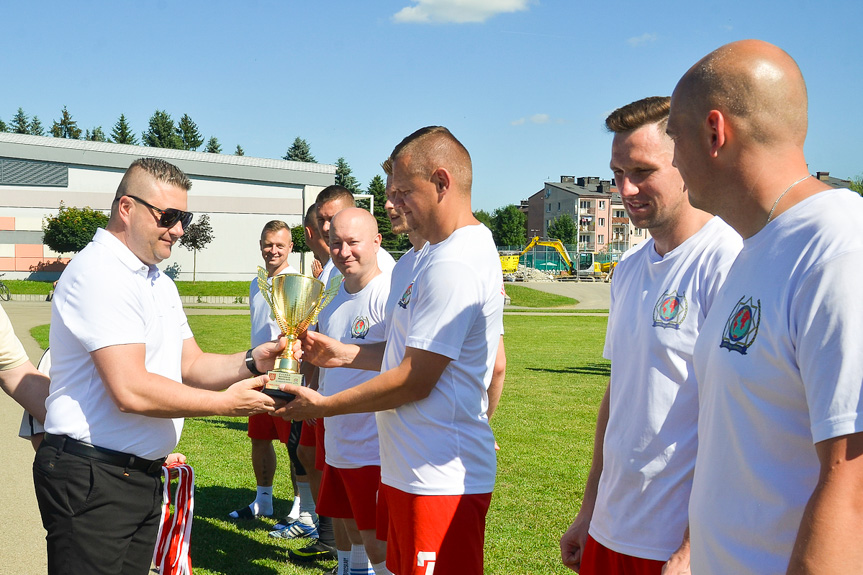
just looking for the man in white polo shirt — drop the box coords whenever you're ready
[281,126,503,575]
[34,157,282,575]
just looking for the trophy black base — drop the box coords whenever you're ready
[262,387,296,402]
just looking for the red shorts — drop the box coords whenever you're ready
[314,418,326,471]
[247,413,291,442]
[317,465,382,531]
[580,535,665,575]
[376,484,491,575]
[299,419,317,447]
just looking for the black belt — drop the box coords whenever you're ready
[43,433,166,475]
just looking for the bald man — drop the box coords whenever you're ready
[668,40,863,574]
[314,207,392,575]
[279,127,504,575]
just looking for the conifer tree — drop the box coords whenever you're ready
[11,108,29,134]
[142,110,182,149]
[204,137,222,153]
[28,116,44,136]
[85,127,109,142]
[176,113,203,151]
[334,157,361,193]
[50,106,82,139]
[235,145,245,156]
[283,137,316,162]
[111,114,138,145]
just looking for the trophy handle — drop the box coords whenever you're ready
[256,266,276,320]
[308,273,342,326]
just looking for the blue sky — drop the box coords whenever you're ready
[3,0,861,211]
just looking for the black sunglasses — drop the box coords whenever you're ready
[124,195,194,230]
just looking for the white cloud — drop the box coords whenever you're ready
[530,113,549,124]
[627,33,657,47]
[394,0,531,24]
[511,113,554,126]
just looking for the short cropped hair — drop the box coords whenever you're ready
[304,204,318,228]
[389,126,472,193]
[315,185,356,208]
[605,96,671,134]
[261,220,290,239]
[381,157,393,176]
[116,157,192,200]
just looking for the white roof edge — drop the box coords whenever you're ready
[0,132,336,175]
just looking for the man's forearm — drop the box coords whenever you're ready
[0,363,50,422]
[183,350,250,390]
[787,434,863,574]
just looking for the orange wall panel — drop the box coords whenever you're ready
[0,218,14,231]
[0,257,14,270]
[15,244,44,258]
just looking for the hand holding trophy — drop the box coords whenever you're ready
[256,267,341,400]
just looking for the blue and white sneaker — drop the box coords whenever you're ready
[268,513,318,539]
[272,512,300,531]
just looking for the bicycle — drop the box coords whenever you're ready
[0,274,10,302]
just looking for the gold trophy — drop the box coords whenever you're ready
[257,267,341,400]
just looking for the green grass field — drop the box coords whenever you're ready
[171,314,607,574]
[504,284,576,308]
[28,299,607,574]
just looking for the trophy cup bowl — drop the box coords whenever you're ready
[257,269,340,401]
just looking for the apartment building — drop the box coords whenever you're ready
[527,176,649,253]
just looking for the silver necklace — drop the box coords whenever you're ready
[766,175,811,224]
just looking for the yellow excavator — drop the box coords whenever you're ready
[500,237,617,280]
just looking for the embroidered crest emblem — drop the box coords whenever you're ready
[652,290,687,330]
[720,296,761,354]
[351,316,370,339]
[398,282,413,309]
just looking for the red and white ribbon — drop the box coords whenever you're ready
[153,463,195,575]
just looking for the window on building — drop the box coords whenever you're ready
[599,200,606,209]
[634,228,643,236]
[598,217,605,227]
[557,202,561,210]
[598,235,605,244]
[579,234,589,244]
[614,209,626,218]
[546,203,551,212]
[580,200,590,209]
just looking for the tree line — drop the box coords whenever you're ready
[0,106,319,159]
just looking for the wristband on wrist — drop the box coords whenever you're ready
[245,349,264,376]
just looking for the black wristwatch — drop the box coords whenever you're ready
[245,349,264,376]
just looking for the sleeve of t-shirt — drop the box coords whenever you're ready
[0,304,28,371]
[365,277,391,345]
[405,259,482,360]
[60,272,150,352]
[794,250,863,443]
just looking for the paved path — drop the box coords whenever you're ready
[515,280,610,309]
[1,302,51,575]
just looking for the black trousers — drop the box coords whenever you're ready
[33,441,163,575]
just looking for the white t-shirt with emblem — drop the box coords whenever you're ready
[317,272,391,468]
[249,265,299,347]
[45,228,192,459]
[690,189,863,575]
[377,224,503,496]
[592,216,741,560]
